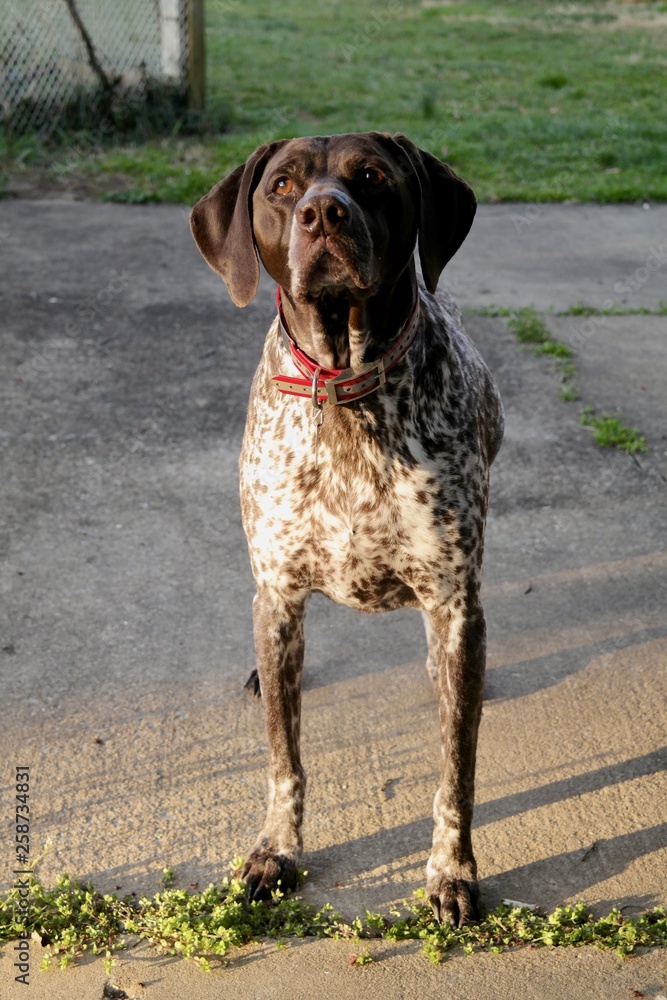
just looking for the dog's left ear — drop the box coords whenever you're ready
[190,140,287,307]
[391,134,477,294]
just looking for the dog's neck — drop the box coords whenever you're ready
[279,264,417,371]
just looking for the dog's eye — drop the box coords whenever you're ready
[274,177,293,195]
[361,167,386,186]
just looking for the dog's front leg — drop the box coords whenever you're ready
[425,597,486,927]
[242,587,307,900]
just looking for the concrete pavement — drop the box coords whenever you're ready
[0,199,666,998]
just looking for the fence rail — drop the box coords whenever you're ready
[0,0,200,135]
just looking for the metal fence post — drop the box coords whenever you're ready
[160,0,183,80]
[187,0,206,112]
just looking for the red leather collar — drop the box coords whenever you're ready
[272,286,420,405]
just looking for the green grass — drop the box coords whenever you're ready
[2,1,667,203]
[476,302,667,317]
[507,308,553,345]
[507,307,575,358]
[561,300,667,316]
[505,307,579,398]
[503,308,653,439]
[1,867,665,972]
[559,381,578,403]
[580,408,649,454]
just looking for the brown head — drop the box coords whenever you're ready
[190,132,476,366]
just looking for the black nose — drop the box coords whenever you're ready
[297,188,350,237]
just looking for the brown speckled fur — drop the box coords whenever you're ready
[190,132,503,927]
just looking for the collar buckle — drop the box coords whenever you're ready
[324,356,386,405]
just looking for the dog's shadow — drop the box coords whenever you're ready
[302,818,666,918]
[298,748,666,915]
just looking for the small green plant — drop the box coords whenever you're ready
[101,189,161,204]
[580,408,648,454]
[506,308,578,398]
[557,358,578,401]
[507,307,551,344]
[538,73,568,89]
[562,301,667,317]
[102,955,117,974]
[349,949,373,965]
[161,867,176,888]
[420,85,438,119]
[537,339,575,359]
[565,301,607,316]
[1,867,665,971]
[473,305,513,317]
[507,308,574,358]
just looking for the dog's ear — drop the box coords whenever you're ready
[190,141,286,307]
[391,134,477,294]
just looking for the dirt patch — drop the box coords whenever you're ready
[3,168,134,201]
[601,2,667,28]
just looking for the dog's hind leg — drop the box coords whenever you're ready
[244,668,261,697]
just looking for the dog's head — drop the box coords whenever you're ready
[190,132,476,309]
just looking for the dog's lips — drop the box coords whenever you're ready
[306,249,358,296]
[298,237,378,299]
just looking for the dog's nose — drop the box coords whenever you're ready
[297,188,350,237]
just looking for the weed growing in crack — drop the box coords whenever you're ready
[505,307,577,399]
[562,300,667,317]
[1,867,665,971]
[580,408,649,454]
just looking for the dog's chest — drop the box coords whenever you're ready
[241,396,471,612]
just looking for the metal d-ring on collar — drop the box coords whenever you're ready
[271,285,420,406]
[310,365,324,467]
[311,365,322,412]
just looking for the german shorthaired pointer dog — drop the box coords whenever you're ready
[190,132,503,927]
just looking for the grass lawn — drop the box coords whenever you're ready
[2,0,667,203]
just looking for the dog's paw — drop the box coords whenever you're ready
[426,874,481,927]
[241,849,298,901]
[244,668,261,697]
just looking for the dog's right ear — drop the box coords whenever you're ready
[190,141,286,307]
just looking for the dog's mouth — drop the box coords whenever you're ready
[290,233,379,303]
[306,248,359,298]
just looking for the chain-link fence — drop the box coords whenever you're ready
[0,0,198,135]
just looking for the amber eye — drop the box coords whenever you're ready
[361,167,386,186]
[274,177,293,195]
